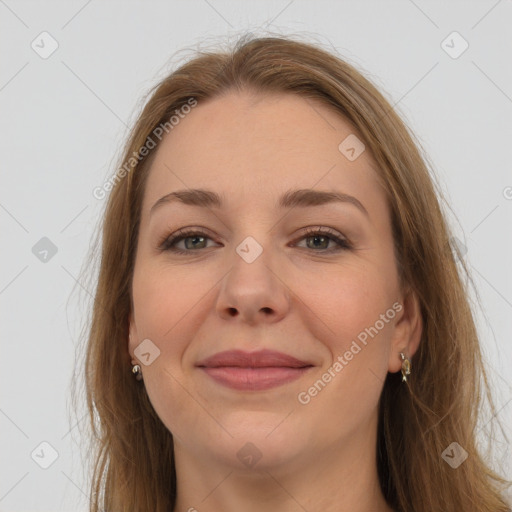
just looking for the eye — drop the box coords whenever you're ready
[159,226,352,254]
[159,228,217,254]
[292,226,352,252]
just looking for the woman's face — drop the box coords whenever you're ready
[129,90,419,471]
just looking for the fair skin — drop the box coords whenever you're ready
[128,90,422,512]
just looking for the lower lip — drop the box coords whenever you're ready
[199,366,312,391]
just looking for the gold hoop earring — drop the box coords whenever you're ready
[400,352,411,383]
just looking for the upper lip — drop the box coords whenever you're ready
[196,349,313,368]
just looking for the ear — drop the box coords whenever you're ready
[128,310,140,364]
[387,286,423,374]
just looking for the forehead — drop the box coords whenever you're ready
[140,91,386,219]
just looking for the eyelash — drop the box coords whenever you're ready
[158,226,352,255]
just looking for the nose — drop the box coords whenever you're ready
[215,245,291,326]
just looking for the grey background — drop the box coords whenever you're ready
[1,1,511,510]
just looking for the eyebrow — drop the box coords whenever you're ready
[149,188,369,217]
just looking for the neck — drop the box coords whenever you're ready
[172,413,394,512]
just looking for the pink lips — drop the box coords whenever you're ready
[196,349,313,391]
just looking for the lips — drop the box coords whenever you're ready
[196,349,314,391]
[196,349,312,368]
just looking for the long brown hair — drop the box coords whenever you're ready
[74,33,511,511]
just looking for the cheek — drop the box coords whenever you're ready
[292,269,393,434]
[131,265,209,439]
[131,263,197,358]
[298,264,394,353]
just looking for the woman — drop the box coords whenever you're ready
[80,34,511,511]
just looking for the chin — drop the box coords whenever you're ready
[209,416,308,471]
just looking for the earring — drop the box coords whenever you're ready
[132,363,143,381]
[399,352,411,383]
